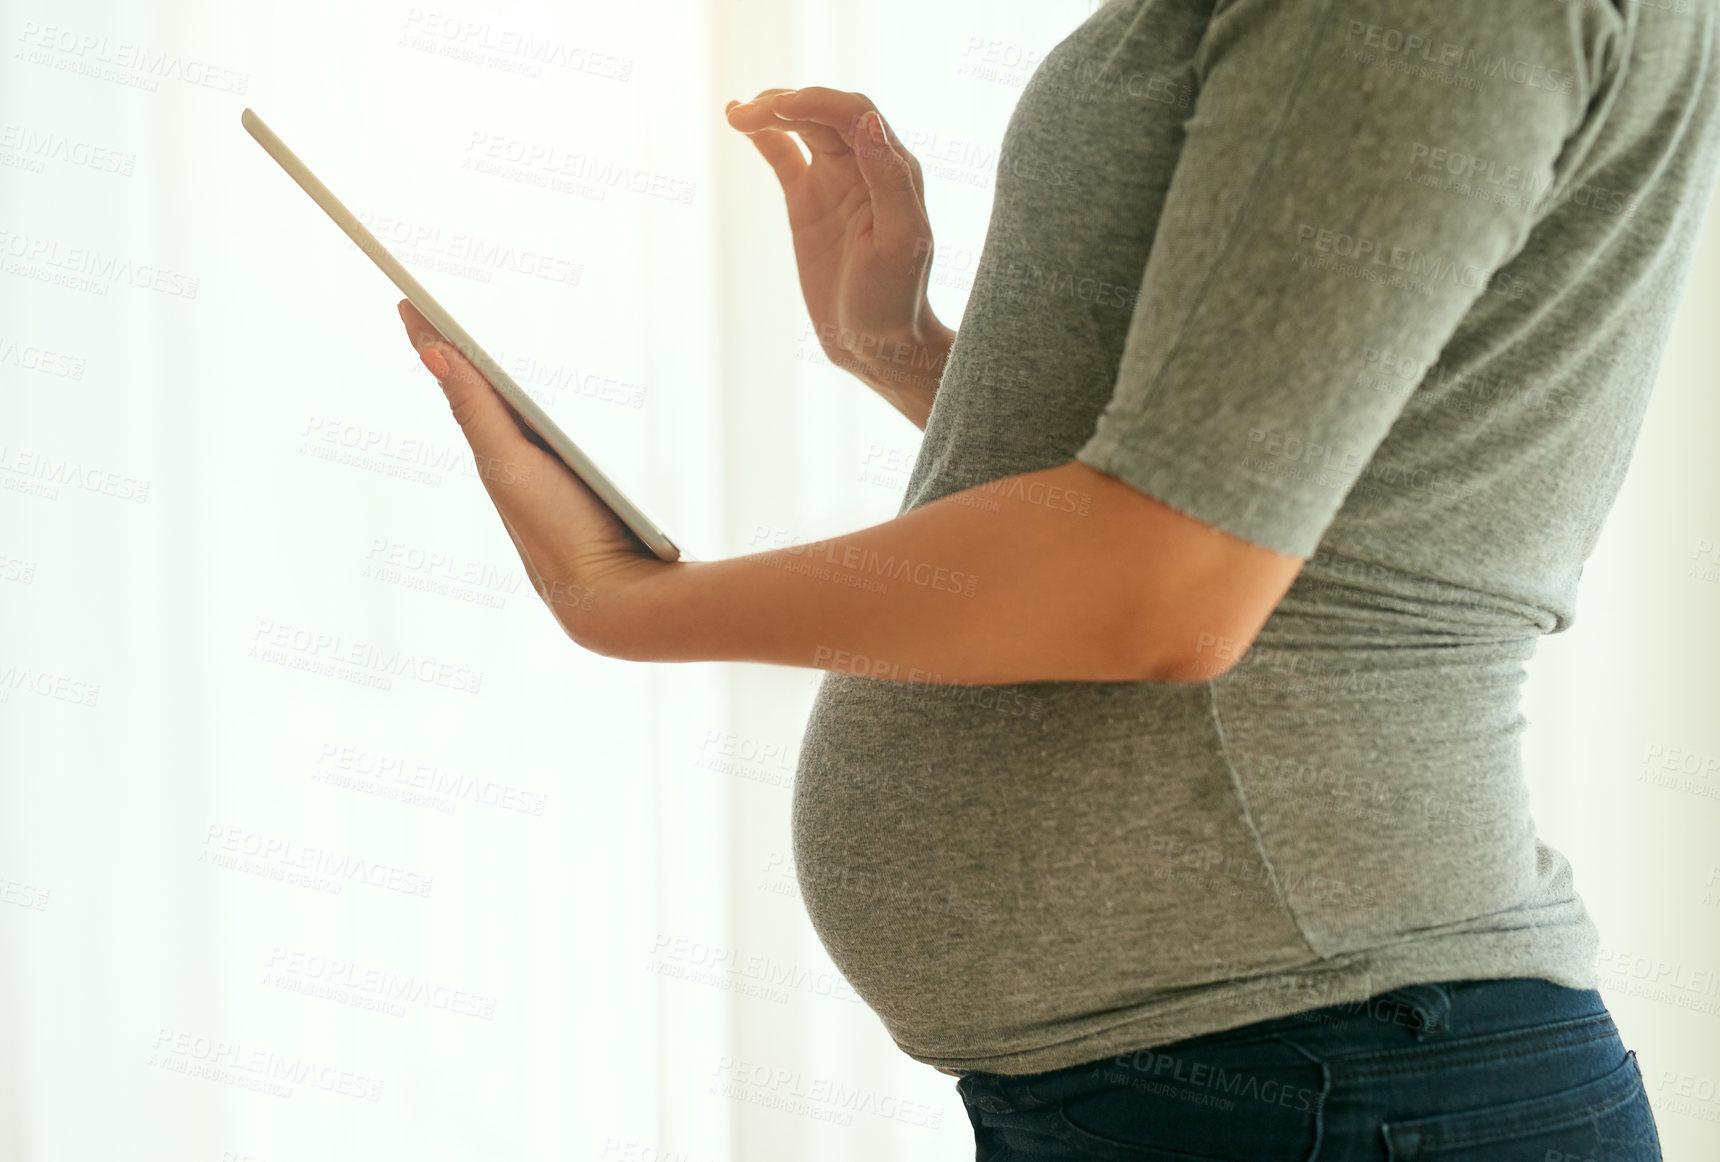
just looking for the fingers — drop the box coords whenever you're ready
[733,88,929,247]
[393,299,650,638]
[399,298,507,443]
[768,87,879,138]
[396,299,547,515]
[728,87,924,201]
[734,86,798,105]
[726,90,849,157]
[870,110,924,203]
[848,111,925,248]
[730,116,808,186]
[396,300,554,450]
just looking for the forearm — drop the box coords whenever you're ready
[601,461,1187,685]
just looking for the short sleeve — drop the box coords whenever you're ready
[1074,0,1617,559]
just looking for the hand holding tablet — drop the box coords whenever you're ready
[239,107,684,564]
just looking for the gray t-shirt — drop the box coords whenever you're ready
[793,0,1720,1075]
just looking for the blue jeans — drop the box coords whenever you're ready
[952,977,1661,1160]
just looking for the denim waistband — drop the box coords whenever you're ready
[947,976,1612,1108]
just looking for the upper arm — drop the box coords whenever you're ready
[1072,460,1305,683]
[1073,0,1604,677]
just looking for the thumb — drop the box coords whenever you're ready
[850,111,921,245]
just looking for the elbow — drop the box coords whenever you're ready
[1146,649,1242,684]
[1135,625,1256,684]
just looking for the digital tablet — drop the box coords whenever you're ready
[240,107,684,563]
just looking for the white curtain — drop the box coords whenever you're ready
[0,1,1714,1159]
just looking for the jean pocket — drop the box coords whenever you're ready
[1381,1049,1662,1160]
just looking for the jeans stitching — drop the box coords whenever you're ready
[964,1027,1644,1159]
[1050,1096,1299,1162]
[1383,1048,1650,1152]
[1304,1057,1333,1162]
[1309,1014,1618,1079]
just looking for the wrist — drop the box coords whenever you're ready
[911,309,956,354]
[579,555,686,662]
[847,312,953,395]
[892,307,955,371]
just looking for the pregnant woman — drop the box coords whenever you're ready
[396,0,1720,1157]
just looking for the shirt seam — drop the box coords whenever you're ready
[1204,679,1323,958]
[1085,419,1325,506]
[1077,424,1330,558]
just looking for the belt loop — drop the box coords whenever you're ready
[959,1072,1016,1115]
[1389,983,1453,1037]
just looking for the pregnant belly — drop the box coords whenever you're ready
[789,647,1543,1060]
[790,672,1316,1056]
